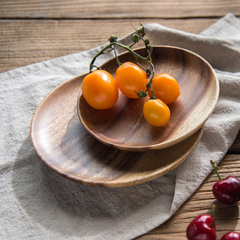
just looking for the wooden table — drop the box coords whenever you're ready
[1,1,239,239]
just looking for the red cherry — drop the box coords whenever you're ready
[186,205,216,240]
[221,232,240,240]
[211,161,240,205]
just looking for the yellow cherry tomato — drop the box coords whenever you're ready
[82,70,118,110]
[143,98,170,127]
[149,73,180,104]
[115,62,148,99]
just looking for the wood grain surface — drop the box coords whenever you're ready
[1,0,240,18]
[0,19,219,73]
[1,1,240,239]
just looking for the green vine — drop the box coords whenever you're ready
[89,24,156,99]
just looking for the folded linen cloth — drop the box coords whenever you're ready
[1,13,240,240]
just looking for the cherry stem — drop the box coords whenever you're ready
[210,160,222,181]
[210,204,216,228]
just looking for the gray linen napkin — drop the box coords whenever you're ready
[1,13,240,240]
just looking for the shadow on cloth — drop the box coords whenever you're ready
[12,135,176,236]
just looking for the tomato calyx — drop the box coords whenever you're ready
[136,23,146,38]
[136,90,148,98]
[108,35,118,43]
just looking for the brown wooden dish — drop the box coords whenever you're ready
[77,46,219,151]
[30,46,218,187]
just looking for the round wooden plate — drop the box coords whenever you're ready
[78,46,219,151]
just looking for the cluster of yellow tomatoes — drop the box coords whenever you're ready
[82,62,180,127]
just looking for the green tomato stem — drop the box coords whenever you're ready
[89,24,155,99]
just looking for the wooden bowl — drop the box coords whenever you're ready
[77,46,219,151]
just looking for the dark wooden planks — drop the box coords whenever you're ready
[0,18,218,73]
[0,0,240,19]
